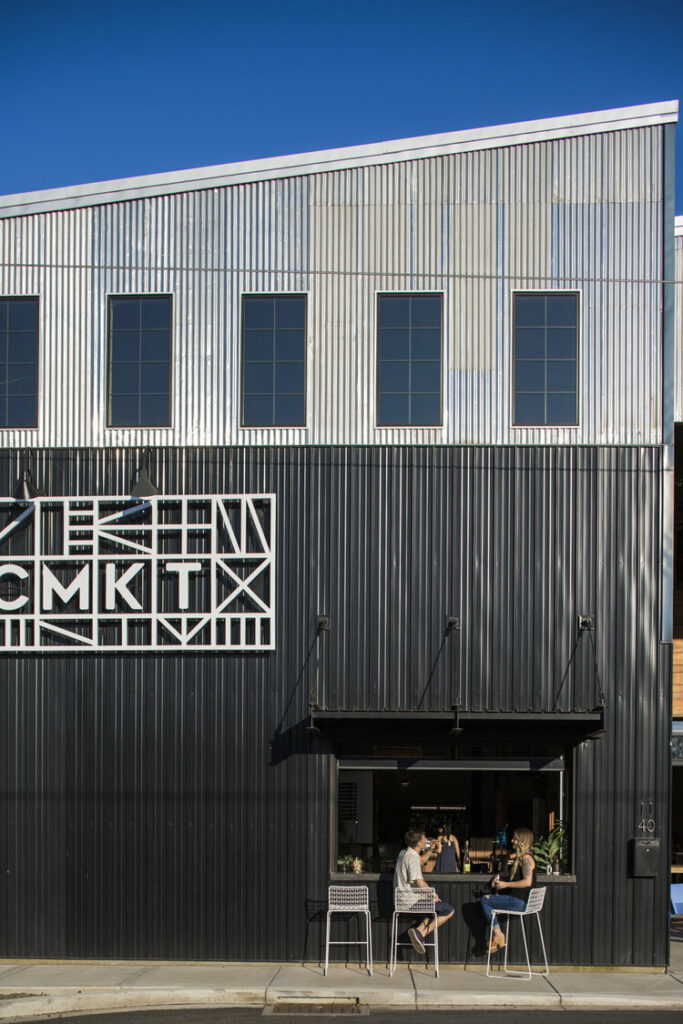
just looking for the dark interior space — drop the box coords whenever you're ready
[672,765,683,854]
[338,766,564,873]
[674,423,683,628]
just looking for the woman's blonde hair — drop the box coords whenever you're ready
[510,827,534,879]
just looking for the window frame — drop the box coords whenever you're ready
[376,291,444,429]
[0,295,40,430]
[511,289,580,429]
[106,293,174,429]
[332,755,572,878]
[240,292,308,429]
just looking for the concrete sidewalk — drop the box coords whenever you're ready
[0,959,681,1020]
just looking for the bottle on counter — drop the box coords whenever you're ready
[553,856,561,875]
[463,841,471,873]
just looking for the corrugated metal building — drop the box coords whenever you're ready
[675,217,683,425]
[672,215,683,850]
[0,100,677,966]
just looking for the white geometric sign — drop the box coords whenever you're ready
[0,494,275,652]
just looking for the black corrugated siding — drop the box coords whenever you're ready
[0,445,671,964]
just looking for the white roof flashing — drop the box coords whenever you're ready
[0,100,677,218]
[675,216,683,237]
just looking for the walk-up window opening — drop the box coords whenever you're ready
[336,757,567,875]
[671,729,683,861]
[673,425,683,867]
[673,424,683,722]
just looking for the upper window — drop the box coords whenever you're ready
[377,294,442,426]
[108,296,172,427]
[0,297,38,428]
[513,293,578,426]
[242,295,306,427]
[337,759,568,875]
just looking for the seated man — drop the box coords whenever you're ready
[393,829,454,954]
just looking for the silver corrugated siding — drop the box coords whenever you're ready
[0,125,664,448]
[675,227,683,421]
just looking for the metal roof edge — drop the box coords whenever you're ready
[0,100,678,218]
[675,215,683,236]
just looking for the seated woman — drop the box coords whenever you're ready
[479,827,536,951]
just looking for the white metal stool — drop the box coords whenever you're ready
[389,886,439,977]
[324,885,373,976]
[486,886,549,979]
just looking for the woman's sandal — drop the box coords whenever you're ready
[487,934,506,952]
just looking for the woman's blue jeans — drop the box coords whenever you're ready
[480,893,527,929]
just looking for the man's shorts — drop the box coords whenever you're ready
[435,900,454,915]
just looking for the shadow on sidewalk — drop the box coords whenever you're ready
[670,918,683,971]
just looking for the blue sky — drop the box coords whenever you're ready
[2,0,683,209]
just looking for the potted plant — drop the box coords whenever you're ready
[337,854,354,873]
[532,822,567,874]
[352,857,364,874]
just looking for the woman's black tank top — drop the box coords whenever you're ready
[516,856,537,902]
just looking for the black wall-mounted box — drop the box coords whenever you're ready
[630,838,660,877]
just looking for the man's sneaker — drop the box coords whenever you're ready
[408,927,425,954]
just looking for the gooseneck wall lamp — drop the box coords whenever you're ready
[14,451,44,503]
[131,449,160,499]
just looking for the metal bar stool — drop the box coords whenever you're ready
[486,886,549,980]
[324,885,373,976]
[389,886,439,977]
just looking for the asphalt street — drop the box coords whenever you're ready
[41,1010,683,1024]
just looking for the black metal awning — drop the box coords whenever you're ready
[338,755,565,771]
[309,706,606,756]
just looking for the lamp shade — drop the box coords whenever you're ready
[14,471,44,502]
[131,468,159,498]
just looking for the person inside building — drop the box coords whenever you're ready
[394,829,454,954]
[433,823,460,872]
[478,827,537,951]
[419,834,440,873]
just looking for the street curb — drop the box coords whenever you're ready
[413,995,560,1008]
[0,989,268,1022]
[558,994,683,1009]
[0,986,682,1020]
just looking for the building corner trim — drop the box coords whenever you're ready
[660,123,676,643]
